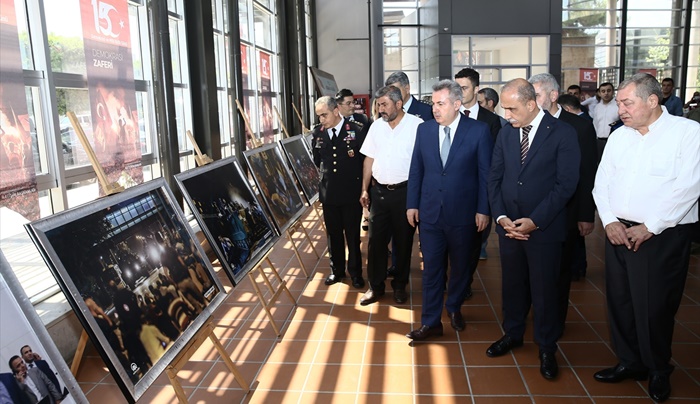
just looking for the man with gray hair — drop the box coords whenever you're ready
[528,72,598,337]
[385,71,433,120]
[312,96,366,289]
[359,85,423,305]
[487,78,580,380]
[405,80,492,341]
[592,73,700,402]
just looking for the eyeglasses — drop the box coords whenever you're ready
[339,101,354,106]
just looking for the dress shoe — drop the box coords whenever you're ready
[449,312,465,331]
[351,277,365,289]
[539,352,559,379]
[406,324,443,341]
[648,373,671,402]
[594,364,649,383]
[359,289,384,306]
[386,265,397,277]
[393,288,408,304]
[324,273,345,286]
[486,335,524,357]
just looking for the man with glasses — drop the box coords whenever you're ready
[335,89,371,128]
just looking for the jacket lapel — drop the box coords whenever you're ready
[444,115,468,168]
[520,118,553,170]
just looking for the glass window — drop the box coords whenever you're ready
[45,0,87,75]
[253,5,273,50]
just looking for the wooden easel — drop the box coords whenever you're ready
[166,320,250,402]
[285,217,321,278]
[66,111,124,195]
[311,199,325,232]
[291,102,310,133]
[247,250,297,336]
[236,99,263,148]
[272,106,291,138]
[186,130,214,166]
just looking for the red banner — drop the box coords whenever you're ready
[0,0,39,220]
[258,51,273,143]
[79,0,142,189]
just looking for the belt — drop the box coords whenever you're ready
[597,137,608,140]
[372,179,407,190]
[617,217,641,228]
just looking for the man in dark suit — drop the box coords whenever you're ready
[385,71,433,121]
[529,73,598,337]
[558,94,593,121]
[312,96,366,289]
[406,80,492,341]
[19,346,62,396]
[487,78,580,380]
[478,87,508,128]
[454,68,502,297]
[335,88,371,128]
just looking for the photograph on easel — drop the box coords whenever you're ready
[244,143,306,234]
[175,157,277,285]
[280,136,320,204]
[0,250,88,404]
[24,178,226,403]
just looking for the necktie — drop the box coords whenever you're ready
[331,128,337,139]
[441,126,451,166]
[464,109,470,118]
[520,125,532,164]
[28,363,34,368]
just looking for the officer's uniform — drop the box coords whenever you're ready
[312,118,366,280]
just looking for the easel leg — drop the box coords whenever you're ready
[167,367,189,403]
[70,330,89,376]
[313,202,326,231]
[248,270,281,336]
[265,257,296,304]
[207,326,250,392]
[298,221,320,259]
[286,227,310,278]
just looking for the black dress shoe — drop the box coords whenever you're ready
[387,265,397,277]
[539,352,559,379]
[360,289,384,306]
[449,312,465,331]
[406,324,444,341]
[393,288,408,304]
[324,273,345,286]
[594,364,649,383]
[351,277,365,289]
[486,335,524,357]
[648,373,671,402]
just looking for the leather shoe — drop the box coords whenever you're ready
[324,273,345,286]
[351,277,365,289]
[539,352,559,379]
[449,312,465,331]
[486,335,524,357]
[648,373,671,402]
[393,288,408,304]
[406,324,443,341]
[594,364,649,383]
[359,289,384,306]
[387,265,397,277]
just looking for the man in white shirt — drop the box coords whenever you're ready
[592,73,700,403]
[359,85,423,305]
[592,82,619,157]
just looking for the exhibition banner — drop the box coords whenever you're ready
[258,51,274,143]
[79,0,143,189]
[0,0,40,220]
[579,68,598,98]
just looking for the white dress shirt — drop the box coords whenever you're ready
[592,99,619,138]
[403,95,413,112]
[592,108,700,234]
[360,113,423,184]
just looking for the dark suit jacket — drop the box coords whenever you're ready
[407,114,493,225]
[350,113,370,128]
[488,111,580,243]
[578,111,592,121]
[0,373,31,404]
[475,106,502,143]
[406,95,434,120]
[312,118,365,205]
[558,110,598,226]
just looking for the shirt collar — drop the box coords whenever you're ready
[552,104,562,118]
[403,95,413,112]
[327,119,345,137]
[524,108,545,134]
[442,114,461,135]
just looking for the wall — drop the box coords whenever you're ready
[315,0,373,98]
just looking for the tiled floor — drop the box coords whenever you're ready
[75,207,700,403]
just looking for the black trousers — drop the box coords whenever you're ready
[322,202,363,278]
[366,185,415,292]
[605,224,691,375]
[499,236,562,353]
[556,227,587,333]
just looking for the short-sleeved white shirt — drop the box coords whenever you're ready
[360,113,423,184]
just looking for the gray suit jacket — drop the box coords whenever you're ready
[17,368,61,403]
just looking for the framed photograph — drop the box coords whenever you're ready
[24,178,226,403]
[309,66,338,97]
[175,157,277,285]
[243,143,306,234]
[303,132,314,150]
[280,136,320,204]
[0,250,89,404]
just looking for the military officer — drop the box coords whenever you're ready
[312,96,366,288]
[335,88,371,128]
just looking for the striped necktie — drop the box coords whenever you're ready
[520,125,532,164]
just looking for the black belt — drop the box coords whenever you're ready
[597,137,608,140]
[617,217,641,228]
[372,179,407,190]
